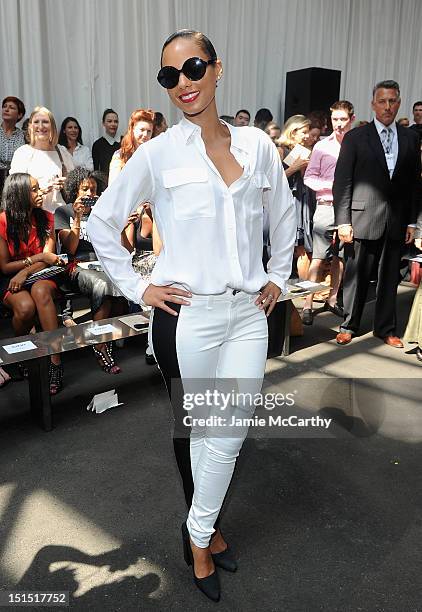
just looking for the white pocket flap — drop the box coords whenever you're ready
[162,167,208,188]
[253,171,271,190]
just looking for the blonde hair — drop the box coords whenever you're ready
[29,106,58,147]
[279,115,311,148]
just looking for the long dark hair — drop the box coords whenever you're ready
[58,116,83,147]
[63,167,107,204]
[1,173,50,254]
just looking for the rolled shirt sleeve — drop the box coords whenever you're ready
[86,144,155,304]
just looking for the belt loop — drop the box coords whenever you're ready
[207,296,214,310]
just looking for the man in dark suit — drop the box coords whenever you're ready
[333,80,422,347]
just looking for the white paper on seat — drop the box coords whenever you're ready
[3,340,37,354]
[87,324,118,336]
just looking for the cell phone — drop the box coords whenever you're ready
[82,196,98,207]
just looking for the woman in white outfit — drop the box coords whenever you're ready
[87,29,296,602]
[10,107,74,213]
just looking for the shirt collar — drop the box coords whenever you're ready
[0,124,20,136]
[373,117,397,137]
[104,131,119,145]
[178,116,249,154]
[179,116,201,143]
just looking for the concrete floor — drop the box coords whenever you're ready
[0,284,421,611]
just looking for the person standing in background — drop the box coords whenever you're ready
[58,117,94,170]
[233,109,250,126]
[152,112,168,137]
[92,109,120,173]
[279,114,313,279]
[410,101,422,134]
[334,80,422,347]
[0,96,26,195]
[254,107,273,131]
[301,100,355,325]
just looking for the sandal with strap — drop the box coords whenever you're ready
[49,362,64,395]
[92,342,121,375]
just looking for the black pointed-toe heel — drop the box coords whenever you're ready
[211,547,237,573]
[181,522,220,602]
[210,530,238,573]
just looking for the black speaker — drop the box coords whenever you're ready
[284,67,341,121]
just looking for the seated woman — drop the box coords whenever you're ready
[56,167,127,374]
[0,173,64,394]
[404,235,422,362]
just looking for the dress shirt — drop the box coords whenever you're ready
[303,133,340,201]
[87,117,296,305]
[373,117,398,176]
[104,132,120,146]
[71,143,94,170]
[0,125,25,169]
[374,117,417,228]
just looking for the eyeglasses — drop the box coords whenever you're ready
[157,57,216,89]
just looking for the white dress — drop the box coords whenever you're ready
[10,144,75,213]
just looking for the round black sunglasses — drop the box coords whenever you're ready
[157,57,216,89]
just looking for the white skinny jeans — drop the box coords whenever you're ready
[151,289,268,548]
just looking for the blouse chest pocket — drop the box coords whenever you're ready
[252,171,271,191]
[162,167,215,220]
[251,171,271,214]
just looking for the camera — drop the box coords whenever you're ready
[82,196,98,208]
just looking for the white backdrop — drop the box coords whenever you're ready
[1,0,421,146]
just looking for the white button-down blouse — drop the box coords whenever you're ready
[87,117,296,304]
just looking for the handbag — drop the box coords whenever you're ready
[55,145,68,178]
[55,145,69,201]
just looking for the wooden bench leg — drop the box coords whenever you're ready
[27,356,52,431]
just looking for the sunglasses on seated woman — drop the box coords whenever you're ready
[157,57,217,89]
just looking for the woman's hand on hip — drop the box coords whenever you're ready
[143,284,192,316]
[255,281,281,316]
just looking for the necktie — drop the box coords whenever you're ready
[381,127,393,154]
